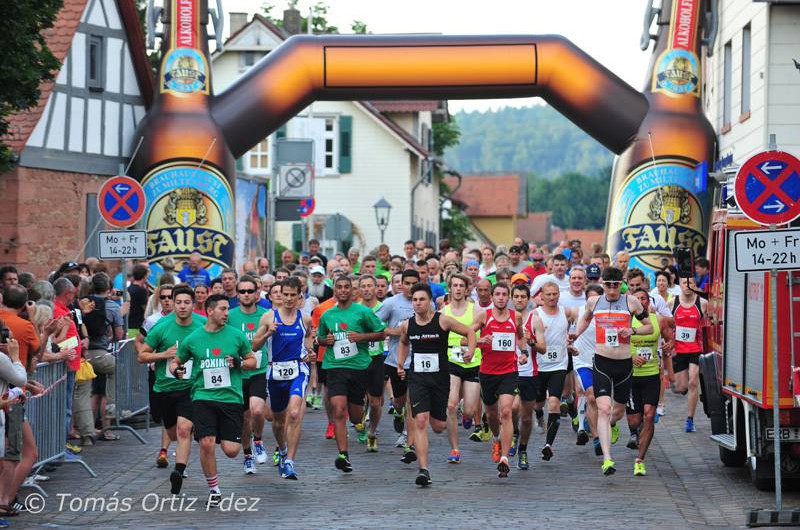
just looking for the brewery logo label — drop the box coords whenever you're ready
[653,49,700,97]
[140,162,234,285]
[161,48,208,95]
[609,158,709,277]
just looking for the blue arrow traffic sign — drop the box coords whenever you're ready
[734,150,800,226]
[98,175,146,228]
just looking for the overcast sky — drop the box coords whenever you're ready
[217,0,654,112]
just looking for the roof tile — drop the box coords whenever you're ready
[563,229,606,247]
[517,212,552,244]
[371,101,441,113]
[446,174,523,217]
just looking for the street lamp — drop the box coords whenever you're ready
[373,197,392,243]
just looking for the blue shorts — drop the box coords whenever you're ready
[267,362,309,412]
[576,367,593,391]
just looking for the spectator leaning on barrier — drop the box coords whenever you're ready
[79,273,124,444]
[0,286,41,375]
[52,277,83,455]
[0,285,43,516]
[0,332,27,472]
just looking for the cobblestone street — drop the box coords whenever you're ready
[16,392,800,529]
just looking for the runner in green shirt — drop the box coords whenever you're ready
[358,274,386,451]
[317,275,385,473]
[227,275,269,474]
[626,289,674,477]
[138,284,205,495]
[170,293,257,506]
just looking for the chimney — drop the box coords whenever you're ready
[283,8,301,35]
[229,12,247,35]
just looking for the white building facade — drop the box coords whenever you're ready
[211,13,443,258]
[21,0,148,175]
[705,1,800,166]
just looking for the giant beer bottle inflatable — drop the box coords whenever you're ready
[130,0,235,283]
[130,1,659,277]
[605,0,715,276]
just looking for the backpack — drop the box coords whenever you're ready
[83,295,110,339]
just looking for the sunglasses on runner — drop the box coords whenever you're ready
[603,281,622,288]
[159,294,172,300]
[238,289,257,294]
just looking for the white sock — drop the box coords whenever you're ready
[577,396,587,430]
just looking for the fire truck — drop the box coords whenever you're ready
[700,166,800,490]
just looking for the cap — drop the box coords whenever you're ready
[509,245,521,253]
[586,263,602,280]
[300,251,310,258]
[511,273,530,285]
[309,265,325,276]
[531,251,545,260]
[57,261,81,274]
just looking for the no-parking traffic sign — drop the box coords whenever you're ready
[734,151,800,226]
[98,176,146,228]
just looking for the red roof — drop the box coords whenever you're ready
[551,227,566,244]
[563,229,606,247]
[370,101,441,113]
[4,0,153,154]
[517,212,552,244]
[446,174,524,217]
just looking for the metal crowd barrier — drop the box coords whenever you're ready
[24,360,96,496]
[109,339,150,444]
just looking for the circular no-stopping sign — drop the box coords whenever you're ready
[734,150,800,226]
[98,176,146,228]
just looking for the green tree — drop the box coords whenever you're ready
[527,165,611,229]
[0,0,63,172]
[444,105,613,179]
[440,207,473,248]
[351,20,369,34]
[432,115,460,157]
[135,0,162,76]
[261,2,281,23]
[439,179,472,248]
[262,1,370,34]
[306,2,338,33]
[435,116,470,245]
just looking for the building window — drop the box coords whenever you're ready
[722,40,732,131]
[323,117,337,172]
[246,138,270,175]
[88,35,104,91]
[240,51,258,71]
[741,24,751,118]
